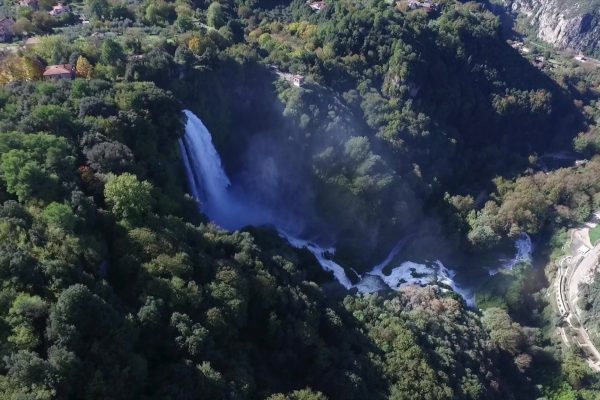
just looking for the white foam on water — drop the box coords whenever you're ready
[489,233,533,276]
[279,233,354,289]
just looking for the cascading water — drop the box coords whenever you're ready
[179,110,531,307]
[506,233,533,268]
[179,110,280,230]
[488,233,533,276]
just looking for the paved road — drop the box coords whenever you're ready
[556,227,600,371]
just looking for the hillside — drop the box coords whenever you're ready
[0,0,600,398]
[503,0,600,55]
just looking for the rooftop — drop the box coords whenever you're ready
[43,63,73,76]
[308,1,326,11]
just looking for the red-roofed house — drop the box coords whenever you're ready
[0,18,15,42]
[43,64,75,80]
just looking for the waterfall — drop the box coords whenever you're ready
[180,111,230,202]
[508,233,534,268]
[178,109,526,307]
[180,110,278,230]
[489,233,533,276]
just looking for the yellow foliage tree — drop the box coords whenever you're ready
[187,36,202,54]
[0,55,43,84]
[76,56,94,79]
[21,57,44,81]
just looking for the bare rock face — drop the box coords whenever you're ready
[504,0,600,54]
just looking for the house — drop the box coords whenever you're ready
[19,0,38,9]
[0,18,15,43]
[49,3,71,17]
[401,0,438,12]
[532,56,545,69]
[307,1,326,11]
[509,40,524,50]
[43,64,75,80]
[575,53,587,62]
[577,245,590,255]
[419,0,438,12]
[292,75,304,87]
[510,41,534,56]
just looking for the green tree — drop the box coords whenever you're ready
[3,350,54,398]
[104,173,153,222]
[0,133,74,202]
[43,202,76,232]
[144,0,176,25]
[1,151,58,202]
[85,0,110,20]
[267,389,329,400]
[174,45,195,67]
[31,11,55,32]
[6,294,48,350]
[481,307,525,355]
[20,105,76,137]
[562,354,590,389]
[175,15,193,32]
[13,18,34,36]
[100,39,125,66]
[207,2,225,29]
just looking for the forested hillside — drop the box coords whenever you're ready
[0,79,535,399]
[0,0,600,398]
[171,0,584,263]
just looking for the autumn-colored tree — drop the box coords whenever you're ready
[21,57,43,81]
[187,35,202,54]
[0,55,43,84]
[76,56,94,79]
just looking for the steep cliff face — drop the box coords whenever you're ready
[505,0,600,54]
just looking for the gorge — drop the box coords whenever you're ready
[179,109,533,306]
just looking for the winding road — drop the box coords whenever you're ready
[555,226,600,371]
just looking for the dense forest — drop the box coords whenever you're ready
[0,78,539,399]
[1,0,600,398]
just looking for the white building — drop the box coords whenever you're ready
[49,3,71,17]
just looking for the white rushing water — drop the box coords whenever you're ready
[179,110,284,230]
[488,233,533,276]
[179,110,530,306]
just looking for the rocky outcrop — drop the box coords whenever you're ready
[504,0,600,55]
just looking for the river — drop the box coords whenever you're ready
[179,110,532,306]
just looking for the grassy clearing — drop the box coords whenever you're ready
[589,225,600,245]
